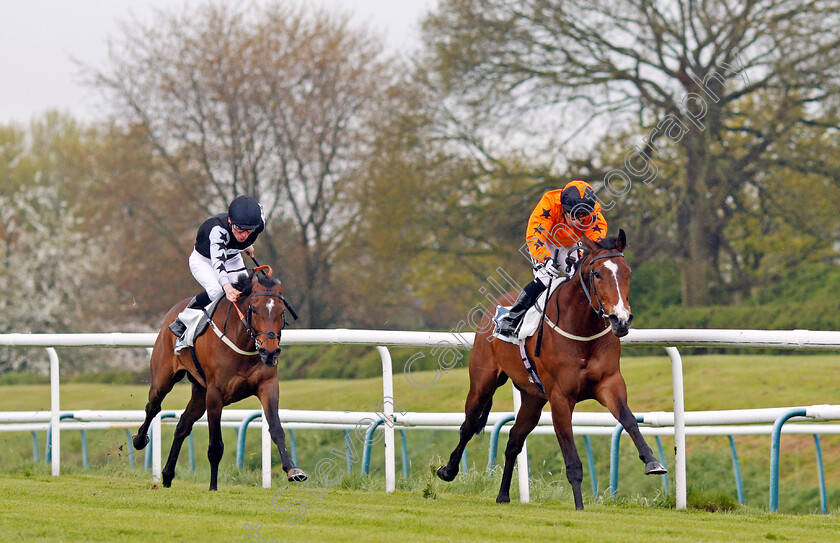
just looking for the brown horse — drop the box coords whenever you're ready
[436,229,665,508]
[133,267,307,490]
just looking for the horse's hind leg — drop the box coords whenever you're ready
[162,379,206,487]
[496,391,546,503]
[436,371,508,482]
[258,379,307,482]
[596,375,666,475]
[133,351,183,450]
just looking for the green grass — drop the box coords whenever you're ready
[1,352,839,526]
[0,471,838,543]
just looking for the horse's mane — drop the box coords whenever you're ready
[231,270,281,297]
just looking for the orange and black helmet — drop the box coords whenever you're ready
[560,180,597,216]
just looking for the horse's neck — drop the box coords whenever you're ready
[550,275,606,334]
[220,299,251,341]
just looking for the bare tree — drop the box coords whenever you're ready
[89,1,393,326]
[423,0,840,305]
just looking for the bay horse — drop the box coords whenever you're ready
[133,267,308,490]
[436,229,665,508]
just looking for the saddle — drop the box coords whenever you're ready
[173,297,224,353]
[490,277,565,345]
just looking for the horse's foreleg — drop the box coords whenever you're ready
[258,380,307,482]
[496,392,546,504]
[597,376,667,475]
[437,372,508,482]
[206,387,225,491]
[549,395,585,510]
[133,363,184,450]
[161,381,206,487]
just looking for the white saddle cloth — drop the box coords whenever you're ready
[491,278,566,345]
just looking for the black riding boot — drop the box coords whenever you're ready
[497,280,548,337]
[168,291,212,337]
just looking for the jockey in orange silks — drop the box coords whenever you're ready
[496,180,608,337]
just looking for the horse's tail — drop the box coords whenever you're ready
[474,398,493,435]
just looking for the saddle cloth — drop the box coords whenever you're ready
[491,277,566,345]
[175,297,224,352]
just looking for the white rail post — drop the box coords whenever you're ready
[262,408,271,488]
[152,413,162,483]
[512,387,530,503]
[666,347,686,509]
[47,348,60,476]
[376,346,396,493]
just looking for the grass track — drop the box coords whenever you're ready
[0,472,837,543]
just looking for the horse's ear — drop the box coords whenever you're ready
[617,229,627,252]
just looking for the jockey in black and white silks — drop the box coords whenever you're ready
[169,195,266,352]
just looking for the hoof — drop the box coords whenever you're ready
[132,434,150,450]
[162,479,172,488]
[287,467,308,482]
[645,460,668,475]
[496,494,510,504]
[436,465,456,482]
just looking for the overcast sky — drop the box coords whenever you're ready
[0,0,436,125]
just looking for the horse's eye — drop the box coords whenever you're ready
[593,271,601,279]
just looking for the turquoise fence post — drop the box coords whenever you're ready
[124,429,135,468]
[80,429,88,469]
[609,416,646,496]
[460,443,468,475]
[361,419,384,475]
[655,436,668,493]
[145,423,153,471]
[400,429,409,478]
[236,411,262,469]
[608,423,624,496]
[584,435,597,497]
[344,430,352,474]
[814,435,827,514]
[189,432,195,472]
[728,436,744,505]
[487,414,516,472]
[769,408,807,512]
[31,432,39,463]
[289,429,297,466]
[46,413,75,464]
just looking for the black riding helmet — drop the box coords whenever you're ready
[228,195,262,229]
[560,182,597,216]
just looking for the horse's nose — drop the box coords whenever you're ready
[259,347,281,367]
[608,314,632,337]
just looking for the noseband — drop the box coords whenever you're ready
[579,251,625,319]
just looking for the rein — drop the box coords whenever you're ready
[543,250,625,342]
[213,265,289,356]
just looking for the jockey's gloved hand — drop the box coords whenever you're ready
[540,257,561,278]
[565,243,584,273]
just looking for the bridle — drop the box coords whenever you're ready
[578,250,626,319]
[241,291,287,349]
[227,265,294,353]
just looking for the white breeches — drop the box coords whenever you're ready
[188,249,246,301]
